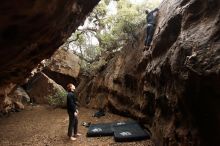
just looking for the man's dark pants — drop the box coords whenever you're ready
[145,24,155,46]
[67,111,78,137]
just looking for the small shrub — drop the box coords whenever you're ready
[47,90,67,107]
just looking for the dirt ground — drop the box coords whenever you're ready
[0,105,154,146]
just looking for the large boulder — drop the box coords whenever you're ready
[76,0,220,145]
[0,0,100,108]
[11,86,30,103]
[26,72,67,107]
[144,0,220,145]
[0,83,16,113]
[0,0,99,86]
[43,48,80,88]
[0,86,29,114]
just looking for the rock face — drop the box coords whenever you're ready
[10,86,30,105]
[0,0,99,86]
[77,0,220,145]
[8,86,30,110]
[0,83,16,113]
[26,72,66,107]
[0,86,29,114]
[0,0,99,110]
[43,48,80,88]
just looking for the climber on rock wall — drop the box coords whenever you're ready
[144,8,159,50]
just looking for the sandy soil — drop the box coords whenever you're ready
[0,105,154,146]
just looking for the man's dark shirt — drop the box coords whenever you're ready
[67,91,77,113]
[146,9,158,25]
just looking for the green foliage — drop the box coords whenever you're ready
[91,0,144,50]
[47,90,67,107]
[65,0,161,70]
[90,58,108,73]
[79,56,108,74]
[84,45,101,61]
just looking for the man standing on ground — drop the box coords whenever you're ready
[66,83,81,141]
[144,8,159,49]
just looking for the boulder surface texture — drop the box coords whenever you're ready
[0,0,99,87]
[43,48,80,88]
[27,72,66,106]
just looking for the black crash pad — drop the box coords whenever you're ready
[87,122,114,137]
[112,119,137,128]
[113,122,150,142]
[86,120,150,142]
